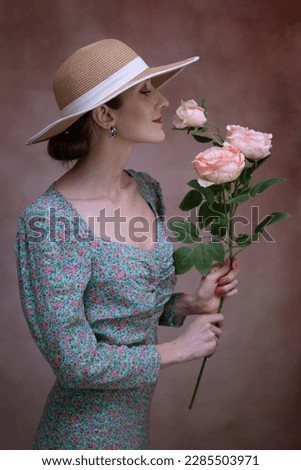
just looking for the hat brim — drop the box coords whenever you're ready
[27,56,199,145]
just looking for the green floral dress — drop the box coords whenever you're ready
[15,170,185,450]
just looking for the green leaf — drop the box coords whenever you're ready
[248,154,271,170]
[187,179,203,191]
[169,220,199,243]
[187,180,221,202]
[173,246,195,274]
[254,211,291,233]
[236,233,252,247]
[193,243,213,276]
[198,203,211,229]
[179,190,203,211]
[207,241,225,264]
[212,141,224,147]
[198,187,215,206]
[191,126,208,133]
[212,133,224,146]
[223,182,231,191]
[210,216,227,237]
[208,185,223,196]
[239,160,262,183]
[252,232,261,242]
[250,178,286,198]
[198,199,228,228]
[236,231,262,247]
[186,184,216,204]
[228,193,250,204]
[239,169,252,186]
[191,134,213,143]
[239,185,251,195]
[212,202,230,215]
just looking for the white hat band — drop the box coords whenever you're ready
[60,56,148,117]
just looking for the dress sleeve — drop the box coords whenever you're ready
[15,213,161,390]
[152,179,186,328]
[158,293,185,327]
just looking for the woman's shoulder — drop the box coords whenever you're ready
[16,183,92,249]
[17,183,68,223]
[16,183,79,244]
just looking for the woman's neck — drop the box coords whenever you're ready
[55,137,134,200]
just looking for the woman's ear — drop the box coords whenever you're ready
[92,105,115,130]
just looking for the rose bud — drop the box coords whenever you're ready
[173,99,207,129]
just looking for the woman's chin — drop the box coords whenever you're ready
[149,130,166,143]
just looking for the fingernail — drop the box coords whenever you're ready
[215,287,223,294]
[225,258,231,266]
[218,277,226,285]
[233,261,239,269]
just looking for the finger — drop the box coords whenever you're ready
[209,325,222,338]
[223,288,239,298]
[201,313,224,324]
[218,267,240,286]
[206,263,230,283]
[216,279,238,295]
[213,317,224,327]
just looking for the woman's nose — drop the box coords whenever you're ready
[156,90,169,109]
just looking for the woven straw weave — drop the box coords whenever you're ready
[54,39,138,110]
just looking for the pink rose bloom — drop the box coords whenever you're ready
[226,124,273,161]
[173,99,207,129]
[193,142,245,187]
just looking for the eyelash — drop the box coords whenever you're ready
[140,90,151,96]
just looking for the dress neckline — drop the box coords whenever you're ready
[49,169,160,256]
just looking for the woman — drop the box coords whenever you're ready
[15,39,239,450]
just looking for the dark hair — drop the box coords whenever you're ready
[47,95,122,162]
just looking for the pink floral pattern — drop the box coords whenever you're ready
[15,170,184,450]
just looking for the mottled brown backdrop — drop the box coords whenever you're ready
[1,0,300,450]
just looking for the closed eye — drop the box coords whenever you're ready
[139,81,152,95]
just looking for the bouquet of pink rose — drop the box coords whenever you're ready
[171,99,290,409]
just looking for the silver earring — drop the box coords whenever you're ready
[108,126,117,138]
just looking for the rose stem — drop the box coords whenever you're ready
[188,186,234,409]
[188,297,225,409]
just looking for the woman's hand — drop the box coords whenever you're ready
[158,260,239,368]
[157,313,224,367]
[182,258,239,315]
[194,259,239,313]
[175,313,224,361]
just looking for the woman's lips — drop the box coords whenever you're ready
[152,117,162,123]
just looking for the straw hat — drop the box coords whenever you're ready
[27,38,199,145]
